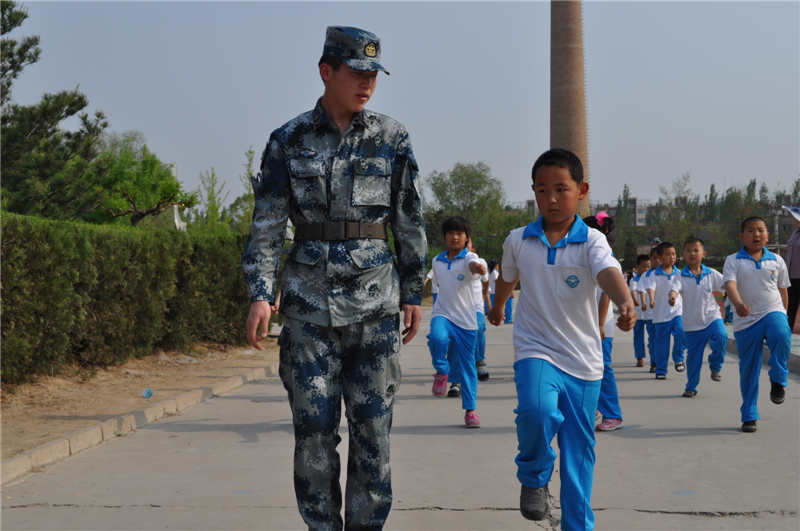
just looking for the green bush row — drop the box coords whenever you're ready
[1,213,251,385]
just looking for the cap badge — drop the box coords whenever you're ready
[364,42,378,58]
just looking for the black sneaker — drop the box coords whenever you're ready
[675,361,686,372]
[770,381,785,404]
[649,363,656,373]
[447,382,461,397]
[520,484,550,521]
[710,371,722,382]
[741,420,757,433]
[655,374,666,380]
[682,389,697,398]
[476,360,490,381]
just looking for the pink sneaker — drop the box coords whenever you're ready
[596,418,623,432]
[432,373,448,397]
[465,410,481,428]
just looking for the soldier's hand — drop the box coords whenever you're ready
[401,304,422,344]
[247,301,272,350]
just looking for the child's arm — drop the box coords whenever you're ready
[469,260,487,276]
[597,267,636,331]
[482,279,491,312]
[724,280,750,317]
[489,275,517,326]
[648,288,656,309]
[780,287,788,311]
[598,293,611,339]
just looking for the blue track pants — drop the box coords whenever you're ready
[654,316,685,376]
[684,319,727,393]
[514,358,601,531]
[597,338,622,421]
[633,319,646,360]
[427,316,478,410]
[645,319,656,363]
[734,311,790,422]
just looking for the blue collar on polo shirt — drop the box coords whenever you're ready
[681,264,712,284]
[436,247,469,269]
[633,273,642,281]
[735,246,776,269]
[523,215,589,265]
[654,265,678,279]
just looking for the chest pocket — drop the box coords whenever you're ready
[556,266,593,301]
[352,157,391,207]
[288,158,327,209]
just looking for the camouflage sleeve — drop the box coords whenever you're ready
[390,129,427,306]
[241,135,290,303]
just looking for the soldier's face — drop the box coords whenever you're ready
[322,64,378,114]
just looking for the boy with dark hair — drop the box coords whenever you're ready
[647,242,686,379]
[489,148,636,529]
[631,254,652,367]
[673,237,727,397]
[427,216,487,427]
[723,217,791,433]
[639,247,661,372]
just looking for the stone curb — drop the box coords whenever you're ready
[1,363,276,486]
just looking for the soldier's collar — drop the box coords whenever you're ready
[313,99,369,132]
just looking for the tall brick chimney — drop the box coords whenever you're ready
[551,0,590,216]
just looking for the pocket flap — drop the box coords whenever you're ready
[354,157,390,176]
[347,242,394,269]
[289,158,325,178]
[289,241,323,266]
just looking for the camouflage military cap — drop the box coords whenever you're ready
[323,26,390,75]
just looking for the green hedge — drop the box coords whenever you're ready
[1,213,251,384]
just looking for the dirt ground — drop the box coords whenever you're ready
[1,339,279,460]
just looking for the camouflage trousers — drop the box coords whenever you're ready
[278,314,402,531]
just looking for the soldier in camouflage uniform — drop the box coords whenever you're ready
[242,26,427,530]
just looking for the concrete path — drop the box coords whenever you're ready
[2,308,798,530]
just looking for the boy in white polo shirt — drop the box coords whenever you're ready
[673,237,727,397]
[638,247,661,373]
[723,216,791,433]
[427,216,487,428]
[470,242,491,382]
[489,149,636,529]
[647,242,686,379]
[630,254,651,368]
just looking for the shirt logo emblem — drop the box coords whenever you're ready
[769,269,776,282]
[364,42,378,57]
[457,273,465,281]
[565,274,580,288]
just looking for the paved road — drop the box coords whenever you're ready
[3,308,798,530]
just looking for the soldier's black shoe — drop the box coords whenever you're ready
[741,420,757,433]
[770,381,785,404]
[520,484,550,521]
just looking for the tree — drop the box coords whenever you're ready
[425,162,504,215]
[1,0,40,107]
[221,148,257,234]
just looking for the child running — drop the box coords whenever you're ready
[427,216,487,428]
[489,148,636,529]
[630,254,651,368]
[723,216,791,433]
[647,242,686,379]
[674,237,727,397]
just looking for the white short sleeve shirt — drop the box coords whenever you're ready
[431,248,481,330]
[488,269,499,295]
[501,216,621,381]
[426,268,439,295]
[637,269,656,320]
[677,265,725,332]
[723,248,790,332]
[471,257,489,312]
[650,266,683,324]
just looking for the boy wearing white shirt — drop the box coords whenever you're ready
[673,237,727,397]
[630,254,651,368]
[470,243,491,382]
[647,242,686,379]
[489,149,636,529]
[424,268,439,304]
[639,248,661,373]
[427,216,487,428]
[723,217,791,433]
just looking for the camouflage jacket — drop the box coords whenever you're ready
[242,99,427,327]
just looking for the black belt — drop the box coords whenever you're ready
[294,222,387,241]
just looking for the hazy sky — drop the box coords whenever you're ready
[9,1,799,209]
